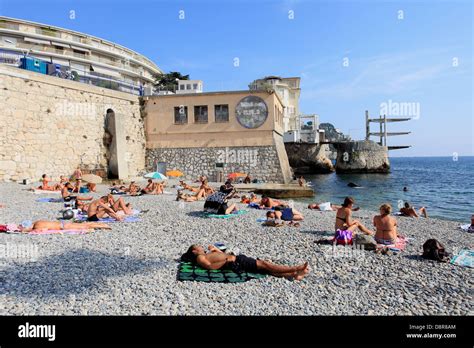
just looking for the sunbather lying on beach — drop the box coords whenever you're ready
[127,181,143,196]
[181,244,310,280]
[87,196,124,221]
[400,202,428,218]
[273,206,304,221]
[308,202,360,211]
[106,194,133,215]
[264,210,301,227]
[61,182,93,206]
[259,195,287,209]
[373,203,399,244]
[22,220,110,232]
[241,193,259,204]
[335,197,374,235]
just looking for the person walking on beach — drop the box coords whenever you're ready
[373,203,399,244]
[181,244,310,281]
[400,202,428,218]
[335,197,374,235]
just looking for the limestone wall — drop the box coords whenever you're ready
[0,65,145,182]
[146,143,291,183]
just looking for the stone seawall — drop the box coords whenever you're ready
[146,144,291,183]
[284,142,335,174]
[0,65,145,182]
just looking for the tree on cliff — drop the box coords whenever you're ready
[154,72,189,92]
[319,123,351,142]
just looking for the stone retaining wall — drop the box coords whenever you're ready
[0,65,145,182]
[146,145,290,183]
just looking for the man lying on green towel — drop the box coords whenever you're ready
[181,245,310,281]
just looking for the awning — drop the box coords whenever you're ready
[52,58,70,66]
[70,45,91,54]
[51,41,70,48]
[24,37,51,45]
[90,65,121,78]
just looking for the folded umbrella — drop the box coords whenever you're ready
[82,173,103,184]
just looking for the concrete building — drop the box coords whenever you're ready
[0,16,162,95]
[144,90,292,183]
[176,79,203,94]
[249,76,301,132]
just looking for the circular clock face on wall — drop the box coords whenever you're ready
[235,96,268,129]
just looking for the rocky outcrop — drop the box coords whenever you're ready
[284,143,335,174]
[334,141,390,173]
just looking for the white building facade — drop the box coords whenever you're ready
[0,16,162,95]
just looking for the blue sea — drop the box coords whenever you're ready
[301,157,473,222]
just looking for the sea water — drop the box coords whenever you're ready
[301,156,473,222]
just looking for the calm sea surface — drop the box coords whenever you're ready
[300,157,473,222]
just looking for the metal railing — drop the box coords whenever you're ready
[0,49,145,96]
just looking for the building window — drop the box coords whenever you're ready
[193,83,198,90]
[186,84,191,90]
[194,105,208,123]
[179,84,185,90]
[174,106,188,124]
[215,104,229,122]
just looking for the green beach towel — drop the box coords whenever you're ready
[177,261,266,283]
[205,210,247,219]
[450,249,473,268]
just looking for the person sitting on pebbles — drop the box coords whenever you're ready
[335,197,374,236]
[400,202,428,218]
[373,203,399,245]
[87,196,126,222]
[181,244,310,281]
[32,174,62,191]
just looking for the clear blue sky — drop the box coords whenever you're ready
[1,0,472,157]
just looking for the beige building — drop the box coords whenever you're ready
[144,90,292,183]
[249,76,301,132]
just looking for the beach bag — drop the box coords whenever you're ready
[354,234,377,250]
[334,229,353,245]
[422,239,450,262]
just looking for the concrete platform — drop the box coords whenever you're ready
[233,183,314,198]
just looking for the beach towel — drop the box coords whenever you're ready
[177,261,266,283]
[204,210,247,219]
[75,214,140,223]
[35,197,64,203]
[27,229,92,235]
[376,235,407,251]
[30,189,61,195]
[460,224,474,233]
[248,203,273,210]
[450,249,473,268]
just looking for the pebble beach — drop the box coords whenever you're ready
[0,182,472,316]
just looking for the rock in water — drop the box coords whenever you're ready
[334,140,390,173]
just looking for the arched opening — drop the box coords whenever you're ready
[104,109,118,179]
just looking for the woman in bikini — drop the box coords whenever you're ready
[373,203,398,244]
[335,197,373,235]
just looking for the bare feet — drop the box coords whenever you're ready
[294,263,310,281]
